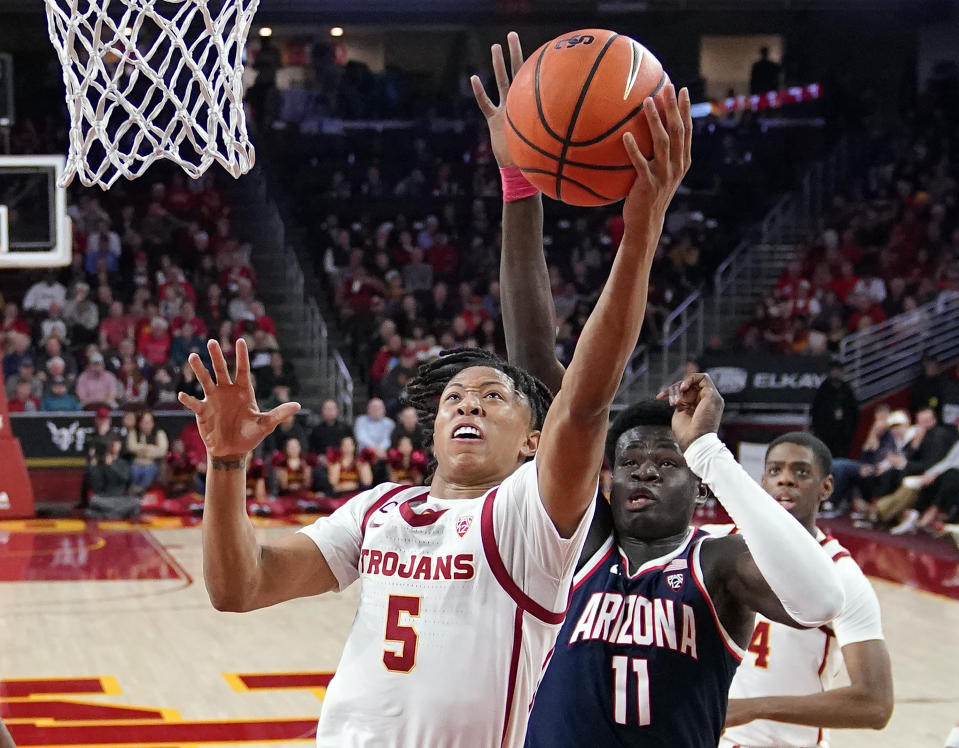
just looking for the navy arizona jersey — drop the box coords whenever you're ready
[526,527,743,747]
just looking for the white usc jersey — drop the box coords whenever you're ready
[702,525,884,748]
[298,459,594,747]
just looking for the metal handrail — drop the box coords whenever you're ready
[659,289,705,387]
[278,243,354,412]
[838,291,959,401]
[332,349,355,423]
[712,136,859,333]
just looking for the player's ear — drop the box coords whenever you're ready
[520,430,540,459]
[819,474,834,503]
[695,481,709,506]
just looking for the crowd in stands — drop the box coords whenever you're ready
[0,119,311,510]
[822,398,959,539]
[8,43,947,526]
[267,93,824,407]
[732,76,959,357]
[1,169,294,417]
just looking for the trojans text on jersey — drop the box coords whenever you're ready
[359,548,475,581]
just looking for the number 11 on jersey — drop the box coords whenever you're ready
[611,656,651,726]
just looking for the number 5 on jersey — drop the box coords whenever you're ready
[384,595,420,672]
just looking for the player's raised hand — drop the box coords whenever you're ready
[470,31,525,167]
[621,83,692,237]
[657,371,724,451]
[178,338,300,458]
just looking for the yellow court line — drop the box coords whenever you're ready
[0,519,87,532]
[220,673,248,693]
[95,521,136,531]
[26,457,87,468]
[99,676,122,696]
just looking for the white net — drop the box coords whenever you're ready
[44,0,260,190]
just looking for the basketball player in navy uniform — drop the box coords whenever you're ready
[474,33,845,747]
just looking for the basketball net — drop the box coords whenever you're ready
[44,0,260,189]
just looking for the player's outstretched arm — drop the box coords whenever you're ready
[179,339,338,612]
[471,32,564,395]
[537,84,691,537]
[660,374,844,633]
[727,639,893,729]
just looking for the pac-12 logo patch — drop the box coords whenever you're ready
[456,515,473,538]
[666,573,685,590]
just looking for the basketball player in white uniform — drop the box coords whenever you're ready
[705,432,893,748]
[178,77,695,746]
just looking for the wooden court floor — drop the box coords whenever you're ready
[1,518,957,748]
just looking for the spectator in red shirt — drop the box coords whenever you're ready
[137,316,172,367]
[425,232,459,281]
[460,294,488,334]
[774,260,806,300]
[164,172,195,217]
[829,260,860,303]
[369,333,403,393]
[218,249,257,294]
[134,299,162,341]
[1,302,31,337]
[787,281,821,319]
[158,266,198,308]
[236,300,276,338]
[337,264,384,319]
[8,378,41,412]
[99,300,136,349]
[171,300,208,340]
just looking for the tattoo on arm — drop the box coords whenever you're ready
[211,456,247,471]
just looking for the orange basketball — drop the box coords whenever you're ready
[505,29,670,207]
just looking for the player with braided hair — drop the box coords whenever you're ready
[404,347,554,481]
[179,31,692,746]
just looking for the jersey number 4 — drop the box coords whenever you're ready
[747,621,771,668]
[384,595,420,672]
[611,656,651,726]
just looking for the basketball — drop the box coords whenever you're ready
[505,29,670,206]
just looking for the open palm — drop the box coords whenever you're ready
[470,31,525,167]
[178,338,300,458]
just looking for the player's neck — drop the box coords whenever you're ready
[429,473,502,500]
[617,527,691,571]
